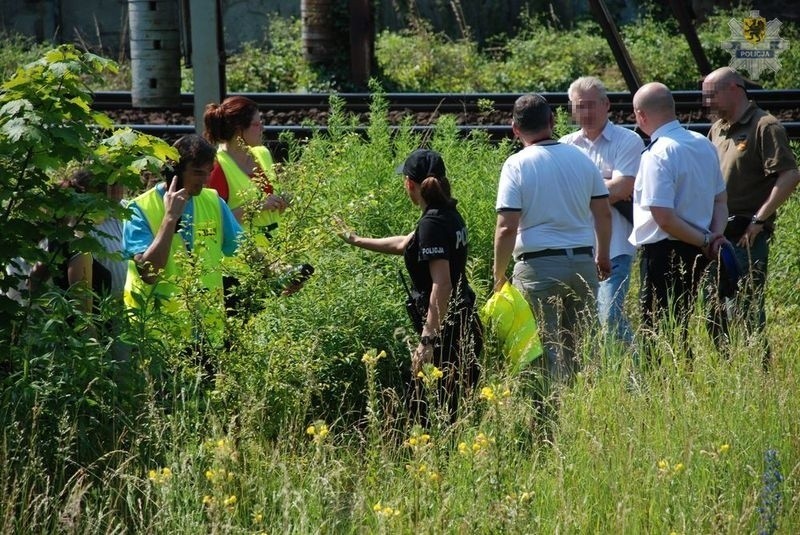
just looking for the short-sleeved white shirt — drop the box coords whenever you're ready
[629,120,726,246]
[560,121,644,258]
[496,141,609,258]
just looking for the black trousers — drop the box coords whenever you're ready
[409,308,483,426]
[640,239,709,361]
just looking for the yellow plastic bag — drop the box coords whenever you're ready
[479,281,543,374]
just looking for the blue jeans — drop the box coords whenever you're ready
[597,253,633,345]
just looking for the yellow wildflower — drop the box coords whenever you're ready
[316,423,329,439]
[253,512,264,524]
[718,443,730,455]
[458,442,468,455]
[373,502,383,512]
[147,467,173,484]
[428,471,441,483]
[202,495,213,505]
[362,349,387,366]
[480,387,495,402]
[418,364,443,384]
[673,463,685,474]
[223,494,237,507]
[657,459,669,472]
[307,421,330,442]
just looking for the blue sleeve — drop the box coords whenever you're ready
[122,202,155,259]
[219,198,243,256]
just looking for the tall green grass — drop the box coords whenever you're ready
[2,90,800,533]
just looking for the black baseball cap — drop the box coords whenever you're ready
[396,149,446,183]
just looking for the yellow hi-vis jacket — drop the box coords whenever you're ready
[123,187,225,344]
[216,146,280,246]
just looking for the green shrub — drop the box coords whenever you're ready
[0,31,51,81]
[375,23,489,92]
[493,19,620,92]
[0,45,176,473]
[210,16,333,93]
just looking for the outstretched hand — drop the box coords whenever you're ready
[332,215,356,245]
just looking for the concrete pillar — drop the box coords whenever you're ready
[129,0,181,107]
[302,0,335,64]
[189,0,223,135]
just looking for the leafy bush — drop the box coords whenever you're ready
[0,45,176,474]
[375,22,490,92]
[193,16,333,93]
[493,19,620,92]
[0,31,51,81]
[373,7,800,92]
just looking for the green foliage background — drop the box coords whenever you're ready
[2,7,797,93]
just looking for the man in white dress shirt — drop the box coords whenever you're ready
[629,82,728,362]
[561,76,644,346]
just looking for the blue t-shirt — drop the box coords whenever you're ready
[123,184,242,258]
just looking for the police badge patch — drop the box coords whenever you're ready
[722,10,789,80]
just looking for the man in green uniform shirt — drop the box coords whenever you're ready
[703,67,800,366]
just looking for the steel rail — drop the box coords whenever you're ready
[91,90,800,113]
[117,122,800,141]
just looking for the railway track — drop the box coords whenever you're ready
[93,90,800,147]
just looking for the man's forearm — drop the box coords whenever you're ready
[137,216,179,283]
[754,168,800,221]
[493,227,515,284]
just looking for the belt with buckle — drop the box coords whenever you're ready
[517,247,594,261]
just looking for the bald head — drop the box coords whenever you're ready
[702,67,748,121]
[704,67,744,88]
[633,83,676,135]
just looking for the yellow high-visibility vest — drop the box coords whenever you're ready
[123,186,225,344]
[216,146,280,244]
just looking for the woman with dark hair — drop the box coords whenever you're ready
[338,149,482,423]
[204,96,312,305]
[203,96,288,239]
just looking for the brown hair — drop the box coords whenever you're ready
[203,96,259,143]
[59,168,93,193]
[418,175,453,207]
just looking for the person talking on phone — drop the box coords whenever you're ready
[337,149,482,424]
[122,135,242,355]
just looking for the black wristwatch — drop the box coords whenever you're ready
[751,216,766,225]
[420,335,439,347]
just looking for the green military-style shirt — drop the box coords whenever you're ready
[708,102,797,222]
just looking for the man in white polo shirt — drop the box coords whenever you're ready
[629,82,728,362]
[493,93,612,384]
[561,76,644,347]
